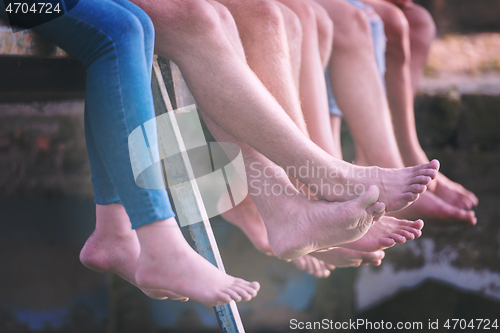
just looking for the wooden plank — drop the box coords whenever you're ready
[152,56,245,333]
[0,22,67,57]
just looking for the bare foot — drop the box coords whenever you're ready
[80,231,188,301]
[316,160,440,212]
[431,172,479,210]
[221,196,337,278]
[312,248,385,267]
[265,185,386,259]
[291,255,336,278]
[339,216,424,252]
[135,218,260,306]
[391,191,477,226]
[220,195,274,256]
[80,205,188,301]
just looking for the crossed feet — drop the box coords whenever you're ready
[222,191,423,266]
[80,204,260,306]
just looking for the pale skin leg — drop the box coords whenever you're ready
[401,1,435,96]
[363,0,478,210]
[215,0,308,134]
[217,0,423,263]
[273,0,337,155]
[312,0,474,224]
[185,3,388,259]
[202,110,386,259]
[131,0,437,213]
[316,0,403,169]
[263,0,425,260]
[207,0,333,277]
[381,0,435,95]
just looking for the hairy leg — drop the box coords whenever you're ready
[201,110,386,259]
[133,0,436,212]
[215,0,308,133]
[274,0,337,155]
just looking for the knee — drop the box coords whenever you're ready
[160,0,222,37]
[313,3,334,49]
[290,0,317,30]
[279,3,303,44]
[238,0,285,37]
[406,4,436,44]
[383,6,410,59]
[333,7,371,52]
[134,9,155,44]
[111,11,146,46]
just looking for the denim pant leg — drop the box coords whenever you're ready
[34,0,175,229]
[82,0,156,206]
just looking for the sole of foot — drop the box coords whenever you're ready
[220,196,274,256]
[338,216,424,252]
[268,185,385,260]
[221,197,339,278]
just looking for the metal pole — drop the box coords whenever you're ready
[151,55,245,333]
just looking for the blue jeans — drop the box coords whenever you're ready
[327,0,387,117]
[34,0,175,229]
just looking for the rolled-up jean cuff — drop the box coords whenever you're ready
[128,200,176,229]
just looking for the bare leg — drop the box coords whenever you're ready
[364,0,478,210]
[208,0,356,275]
[274,0,337,155]
[400,1,436,96]
[363,0,425,168]
[329,114,343,160]
[201,109,386,259]
[215,0,308,134]
[132,0,436,212]
[317,0,403,168]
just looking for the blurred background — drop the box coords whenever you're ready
[0,0,499,332]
